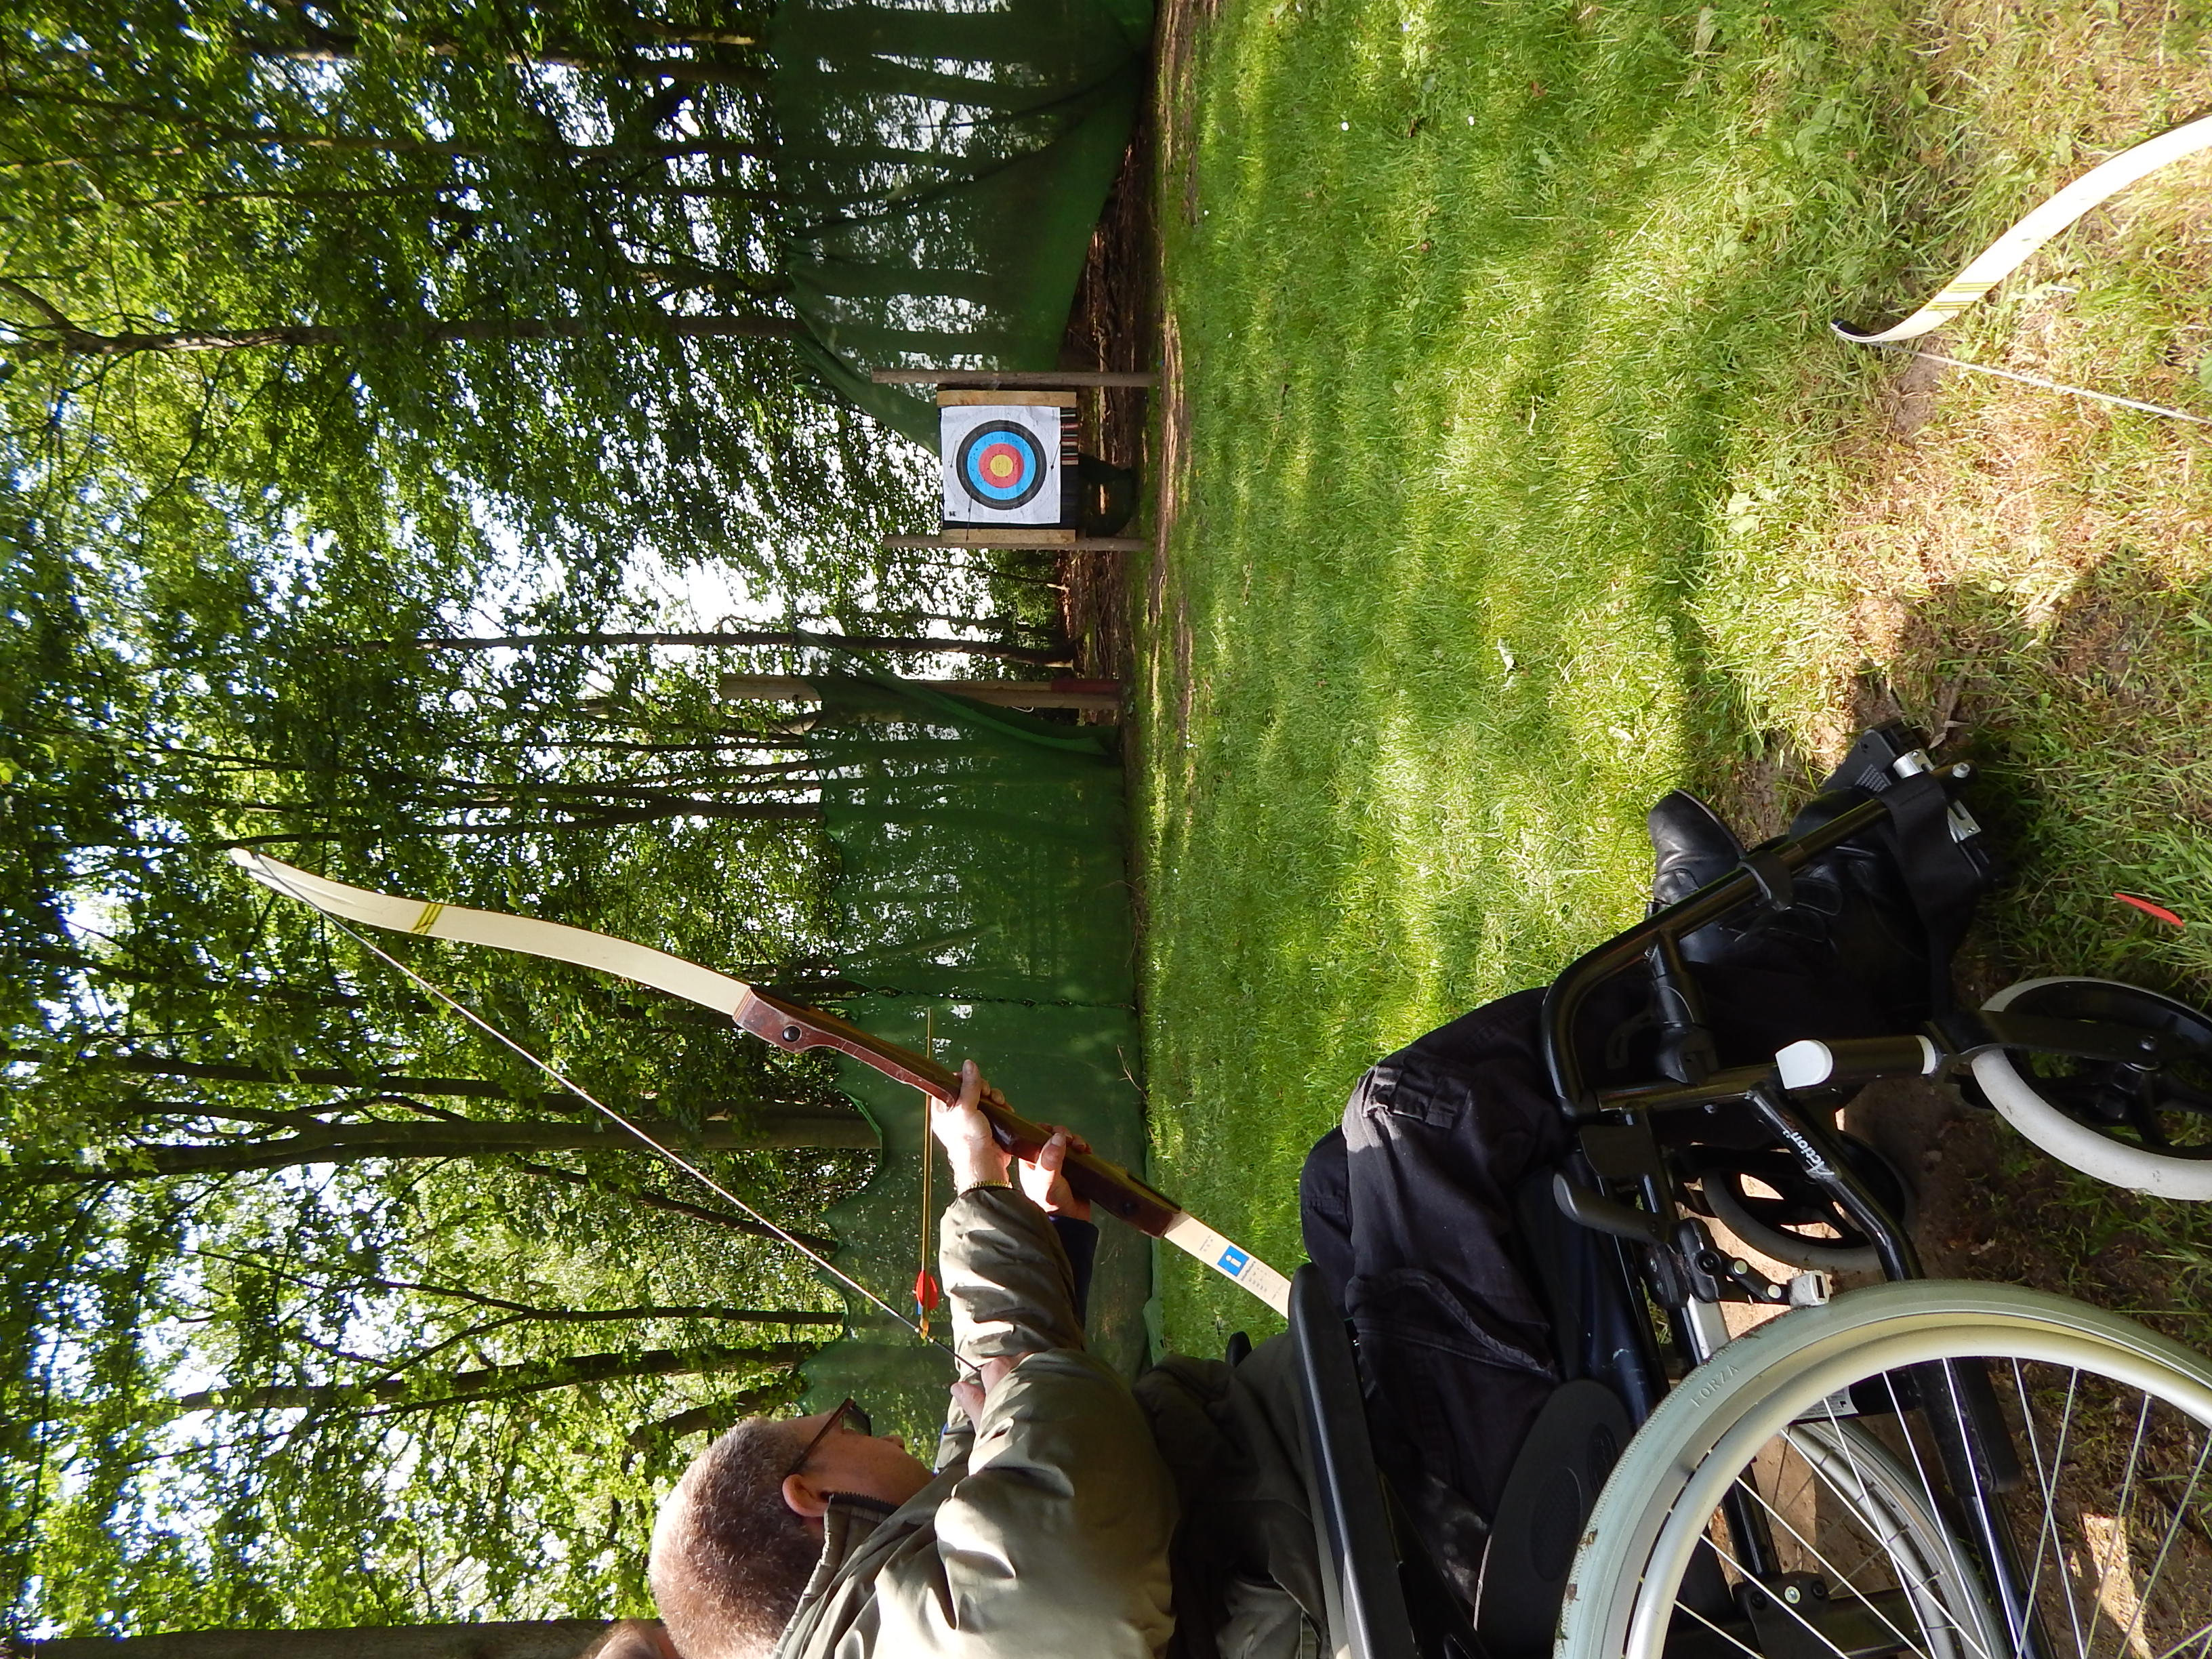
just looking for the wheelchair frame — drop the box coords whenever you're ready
[1290,740,2211,1659]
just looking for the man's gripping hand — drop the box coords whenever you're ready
[929,1061,1096,1221]
[930,1059,1015,1192]
[1018,1124,1093,1223]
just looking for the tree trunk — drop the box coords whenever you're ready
[60,1056,863,1126]
[386,629,1071,668]
[235,32,768,85]
[60,1054,610,1097]
[26,1113,876,1183]
[24,1623,617,1659]
[172,1343,809,1415]
[503,1161,836,1249]
[86,799,824,852]
[0,91,771,165]
[6,310,802,358]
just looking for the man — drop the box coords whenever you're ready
[651,759,1950,1659]
[648,1067,1181,1659]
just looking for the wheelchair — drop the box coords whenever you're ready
[1290,724,2212,1659]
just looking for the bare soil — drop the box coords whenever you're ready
[1056,110,1160,689]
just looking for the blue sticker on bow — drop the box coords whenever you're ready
[1218,1246,1250,1277]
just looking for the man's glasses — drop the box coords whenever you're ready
[785,1396,873,1479]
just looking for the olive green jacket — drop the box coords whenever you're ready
[1134,1343,1329,1659]
[771,1185,1179,1659]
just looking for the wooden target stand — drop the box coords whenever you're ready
[870,367,1155,556]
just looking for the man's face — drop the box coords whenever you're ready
[780,1406,934,1521]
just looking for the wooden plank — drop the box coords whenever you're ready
[924,526,1078,547]
[719,675,1122,714]
[887,533,1145,552]
[870,368,1156,388]
[935,388,1077,407]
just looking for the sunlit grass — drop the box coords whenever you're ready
[1139,0,2212,1353]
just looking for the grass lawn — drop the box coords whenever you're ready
[1135,0,2212,1355]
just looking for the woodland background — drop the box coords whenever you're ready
[0,0,1084,1633]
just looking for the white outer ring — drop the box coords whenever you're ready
[1971,976,2212,1200]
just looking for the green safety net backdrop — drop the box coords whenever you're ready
[766,0,1155,449]
[795,669,1148,1439]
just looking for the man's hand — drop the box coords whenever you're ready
[930,1059,1014,1191]
[1017,1125,1093,1222]
[948,1353,1025,1427]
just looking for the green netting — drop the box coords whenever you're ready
[796,668,1146,1441]
[766,0,1155,447]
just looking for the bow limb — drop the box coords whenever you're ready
[232,851,1294,1315]
[231,849,756,1015]
[1835,112,2212,346]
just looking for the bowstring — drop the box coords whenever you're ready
[254,865,972,1379]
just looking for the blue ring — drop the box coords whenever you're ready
[955,421,1048,508]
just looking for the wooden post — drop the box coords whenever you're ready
[719,675,1122,716]
[882,534,1147,554]
[869,368,1155,388]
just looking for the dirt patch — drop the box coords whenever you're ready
[1155,314,1195,750]
[1143,0,1214,757]
[1057,121,1158,691]
[1879,348,1945,441]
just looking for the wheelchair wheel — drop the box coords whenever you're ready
[1558,1281,2212,1659]
[1971,977,2212,1199]
[1695,1136,1918,1273]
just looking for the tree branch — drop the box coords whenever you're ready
[506,1160,838,1252]
[172,1341,812,1415]
[375,629,1071,668]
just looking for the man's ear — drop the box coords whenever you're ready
[781,1471,830,1520]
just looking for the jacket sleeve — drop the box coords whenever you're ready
[939,1185,1085,1365]
[922,1349,1179,1658]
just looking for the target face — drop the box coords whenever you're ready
[940,401,1072,528]
[956,421,1048,508]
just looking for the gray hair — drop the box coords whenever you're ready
[649,1418,821,1659]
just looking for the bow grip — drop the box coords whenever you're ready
[733,989,1185,1236]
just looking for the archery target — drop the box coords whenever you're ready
[958,423,1048,507]
[941,403,1071,528]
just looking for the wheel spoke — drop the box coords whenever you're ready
[1797,1412,1999,1659]
[1706,1531,1921,1659]
[2113,1427,2212,1659]
[1876,1368,2011,1655]
[1675,1595,1775,1659]
[2015,1363,2095,1659]
[2083,1391,2157,1659]
[2146,1617,2212,1659]
[1738,1452,1966,1659]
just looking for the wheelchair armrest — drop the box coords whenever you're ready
[1290,1265,1420,1659]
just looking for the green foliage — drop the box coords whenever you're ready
[0,0,935,596]
[16,1163,855,1631]
[0,530,876,1631]
[0,3,995,1628]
